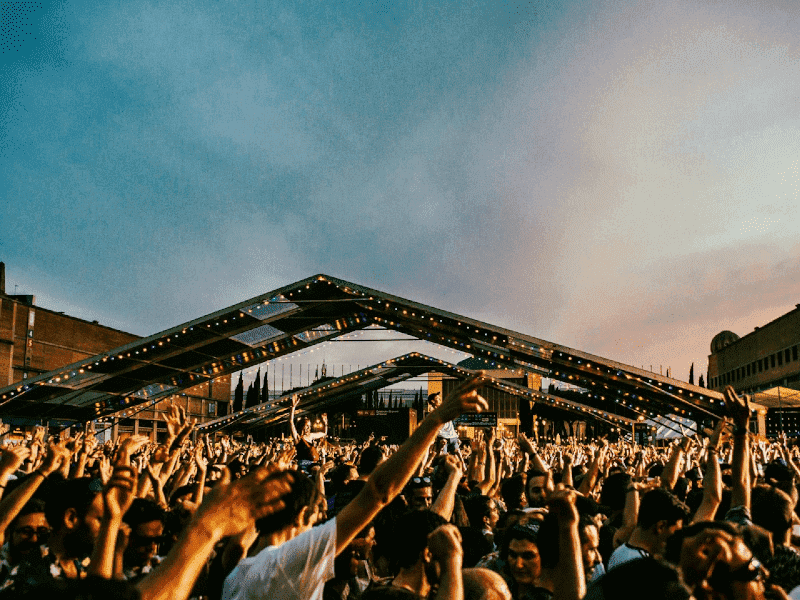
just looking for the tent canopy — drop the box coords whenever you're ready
[0,274,723,425]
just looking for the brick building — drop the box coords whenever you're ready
[0,263,230,439]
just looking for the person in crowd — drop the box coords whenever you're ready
[222,375,488,600]
[427,392,461,455]
[4,381,800,600]
[291,394,328,470]
[0,499,47,578]
[606,488,688,569]
[361,510,459,599]
[503,523,543,599]
[464,494,500,550]
[462,568,512,600]
[406,477,434,512]
[121,498,167,581]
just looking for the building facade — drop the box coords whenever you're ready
[0,263,230,439]
[708,304,800,394]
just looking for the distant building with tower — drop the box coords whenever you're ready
[708,304,800,437]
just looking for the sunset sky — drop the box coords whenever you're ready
[2,0,799,390]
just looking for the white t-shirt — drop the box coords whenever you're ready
[607,542,649,570]
[222,517,337,600]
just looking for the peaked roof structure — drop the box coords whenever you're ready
[0,274,724,425]
[195,352,636,434]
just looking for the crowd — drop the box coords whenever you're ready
[0,378,797,600]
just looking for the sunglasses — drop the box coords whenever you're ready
[411,477,431,485]
[14,527,50,539]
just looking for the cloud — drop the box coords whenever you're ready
[4,0,800,388]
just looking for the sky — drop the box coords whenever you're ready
[2,0,799,392]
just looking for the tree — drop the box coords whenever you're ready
[233,373,244,413]
[261,370,269,404]
[247,369,261,408]
[699,374,705,388]
[689,363,695,385]
[245,381,256,409]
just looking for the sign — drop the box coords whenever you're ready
[454,412,498,427]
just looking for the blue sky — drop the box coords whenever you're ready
[2,0,800,389]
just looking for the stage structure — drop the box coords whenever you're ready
[195,352,636,434]
[0,274,726,428]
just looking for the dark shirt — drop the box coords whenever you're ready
[296,438,320,462]
[521,587,553,600]
[361,582,426,600]
[766,544,800,595]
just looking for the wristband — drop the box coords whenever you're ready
[32,470,47,481]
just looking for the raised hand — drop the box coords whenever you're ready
[434,375,489,422]
[116,435,149,466]
[546,486,580,526]
[194,444,207,470]
[708,418,728,452]
[104,465,138,519]
[275,445,296,470]
[518,433,536,456]
[164,404,185,442]
[442,453,463,479]
[172,417,196,450]
[38,440,72,476]
[427,524,463,564]
[195,464,293,539]
[723,386,751,430]
[485,427,495,444]
[0,444,31,474]
[98,454,113,484]
[32,425,46,447]
[66,431,85,455]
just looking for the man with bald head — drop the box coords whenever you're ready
[462,568,512,600]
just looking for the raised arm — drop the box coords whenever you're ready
[289,394,301,443]
[0,442,70,540]
[336,375,488,554]
[428,525,464,600]
[0,445,31,500]
[89,464,138,579]
[725,386,751,513]
[431,454,463,521]
[577,446,605,498]
[691,419,726,524]
[137,465,292,600]
[548,489,585,600]
[660,437,690,492]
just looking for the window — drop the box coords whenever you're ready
[778,352,783,366]
[785,349,791,363]
[758,359,763,372]
[208,401,217,417]
[794,346,798,361]
[771,355,776,368]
